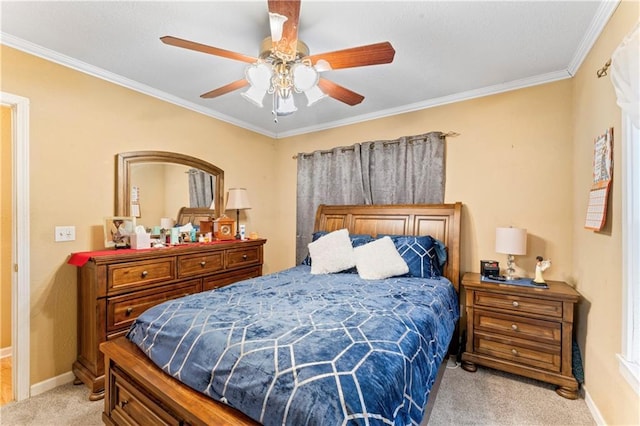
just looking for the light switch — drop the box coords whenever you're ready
[55,226,76,242]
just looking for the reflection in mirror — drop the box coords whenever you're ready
[116,151,224,229]
[130,163,191,229]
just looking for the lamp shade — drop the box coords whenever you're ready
[226,188,251,211]
[495,227,527,255]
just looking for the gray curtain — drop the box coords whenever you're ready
[295,145,367,264]
[188,169,216,208]
[295,132,445,263]
[361,132,445,204]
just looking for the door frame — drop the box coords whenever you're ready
[1,92,30,401]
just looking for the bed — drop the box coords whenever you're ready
[100,203,462,426]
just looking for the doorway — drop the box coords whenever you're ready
[1,105,12,405]
[0,105,13,405]
[0,92,30,402]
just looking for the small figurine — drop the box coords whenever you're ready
[533,256,551,285]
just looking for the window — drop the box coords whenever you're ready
[611,22,640,395]
[618,115,640,394]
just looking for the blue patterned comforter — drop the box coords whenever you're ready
[127,265,459,426]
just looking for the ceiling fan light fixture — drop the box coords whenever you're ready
[241,86,268,107]
[161,1,396,122]
[303,85,327,106]
[273,91,297,117]
[268,13,288,43]
[313,59,332,73]
[291,62,318,92]
[245,62,273,90]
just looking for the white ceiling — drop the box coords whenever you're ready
[0,1,618,138]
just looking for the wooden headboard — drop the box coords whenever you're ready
[314,203,462,291]
[175,207,215,226]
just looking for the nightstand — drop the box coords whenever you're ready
[460,272,580,399]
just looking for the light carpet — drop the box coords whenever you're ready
[0,360,594,425]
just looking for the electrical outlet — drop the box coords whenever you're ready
[55,226,76,242]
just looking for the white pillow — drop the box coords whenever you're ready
[354,236,409,280]
[308,229,356,274]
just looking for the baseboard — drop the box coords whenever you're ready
[30,370,75,397]
[0,346,11,359]
[583,386,606,425]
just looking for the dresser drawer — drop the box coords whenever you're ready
[108,258,176,294]
[474,309,561,344]
[107,279,201,332]
[203,266,262,291]
[110,368,180,426]
[474,331,561,372]
[226,246,261,269]
[474,291,562,318]
[178,252,224,278]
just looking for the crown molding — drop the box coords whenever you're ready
[567,0,620,76]
[0,33,277,138]
[274,69,572,138]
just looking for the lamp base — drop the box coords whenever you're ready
[235,209,241,240]
[505,255,518,280]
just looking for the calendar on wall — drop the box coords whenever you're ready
[585,128,613,231]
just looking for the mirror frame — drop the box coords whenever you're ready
[115,150,224,219]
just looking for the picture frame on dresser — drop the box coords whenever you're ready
[103,216,136,248]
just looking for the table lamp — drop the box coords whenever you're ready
[225,188,251,239]
[495,227,527,280]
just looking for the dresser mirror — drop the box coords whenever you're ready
[116,151,224,229]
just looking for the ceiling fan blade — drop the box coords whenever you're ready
[200,79,249,99]
[161,36,257,64]
[317,78,364,106]
[268,0,301,59]
[307,42,395,70]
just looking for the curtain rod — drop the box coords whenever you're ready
[597,59,611,78]
[292,131,460,160]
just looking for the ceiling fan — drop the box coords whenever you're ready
[160,0,395,121]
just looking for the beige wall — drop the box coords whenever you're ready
[1,105,12,349]
[571,2,639,425]
[1,3,638,423]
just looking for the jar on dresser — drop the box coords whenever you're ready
[69,239,266,400]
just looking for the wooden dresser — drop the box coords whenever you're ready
[460,272,580,399]
[71,239,266,400]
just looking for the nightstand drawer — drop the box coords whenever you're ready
[475,332,561,372]
[475,291,562,318]
[474,309,561,344]
[108,259,176,293]
[178,252,224,278]
[226,246,261,269]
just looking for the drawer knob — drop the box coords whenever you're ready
[511,324,518,331]
[200,261,206,267]
[141,270,148,277]
[120,399,129,409]
[242,254,248,260]
[511,349,519,356]
[512,301,519,307]
[125,307,133,316]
